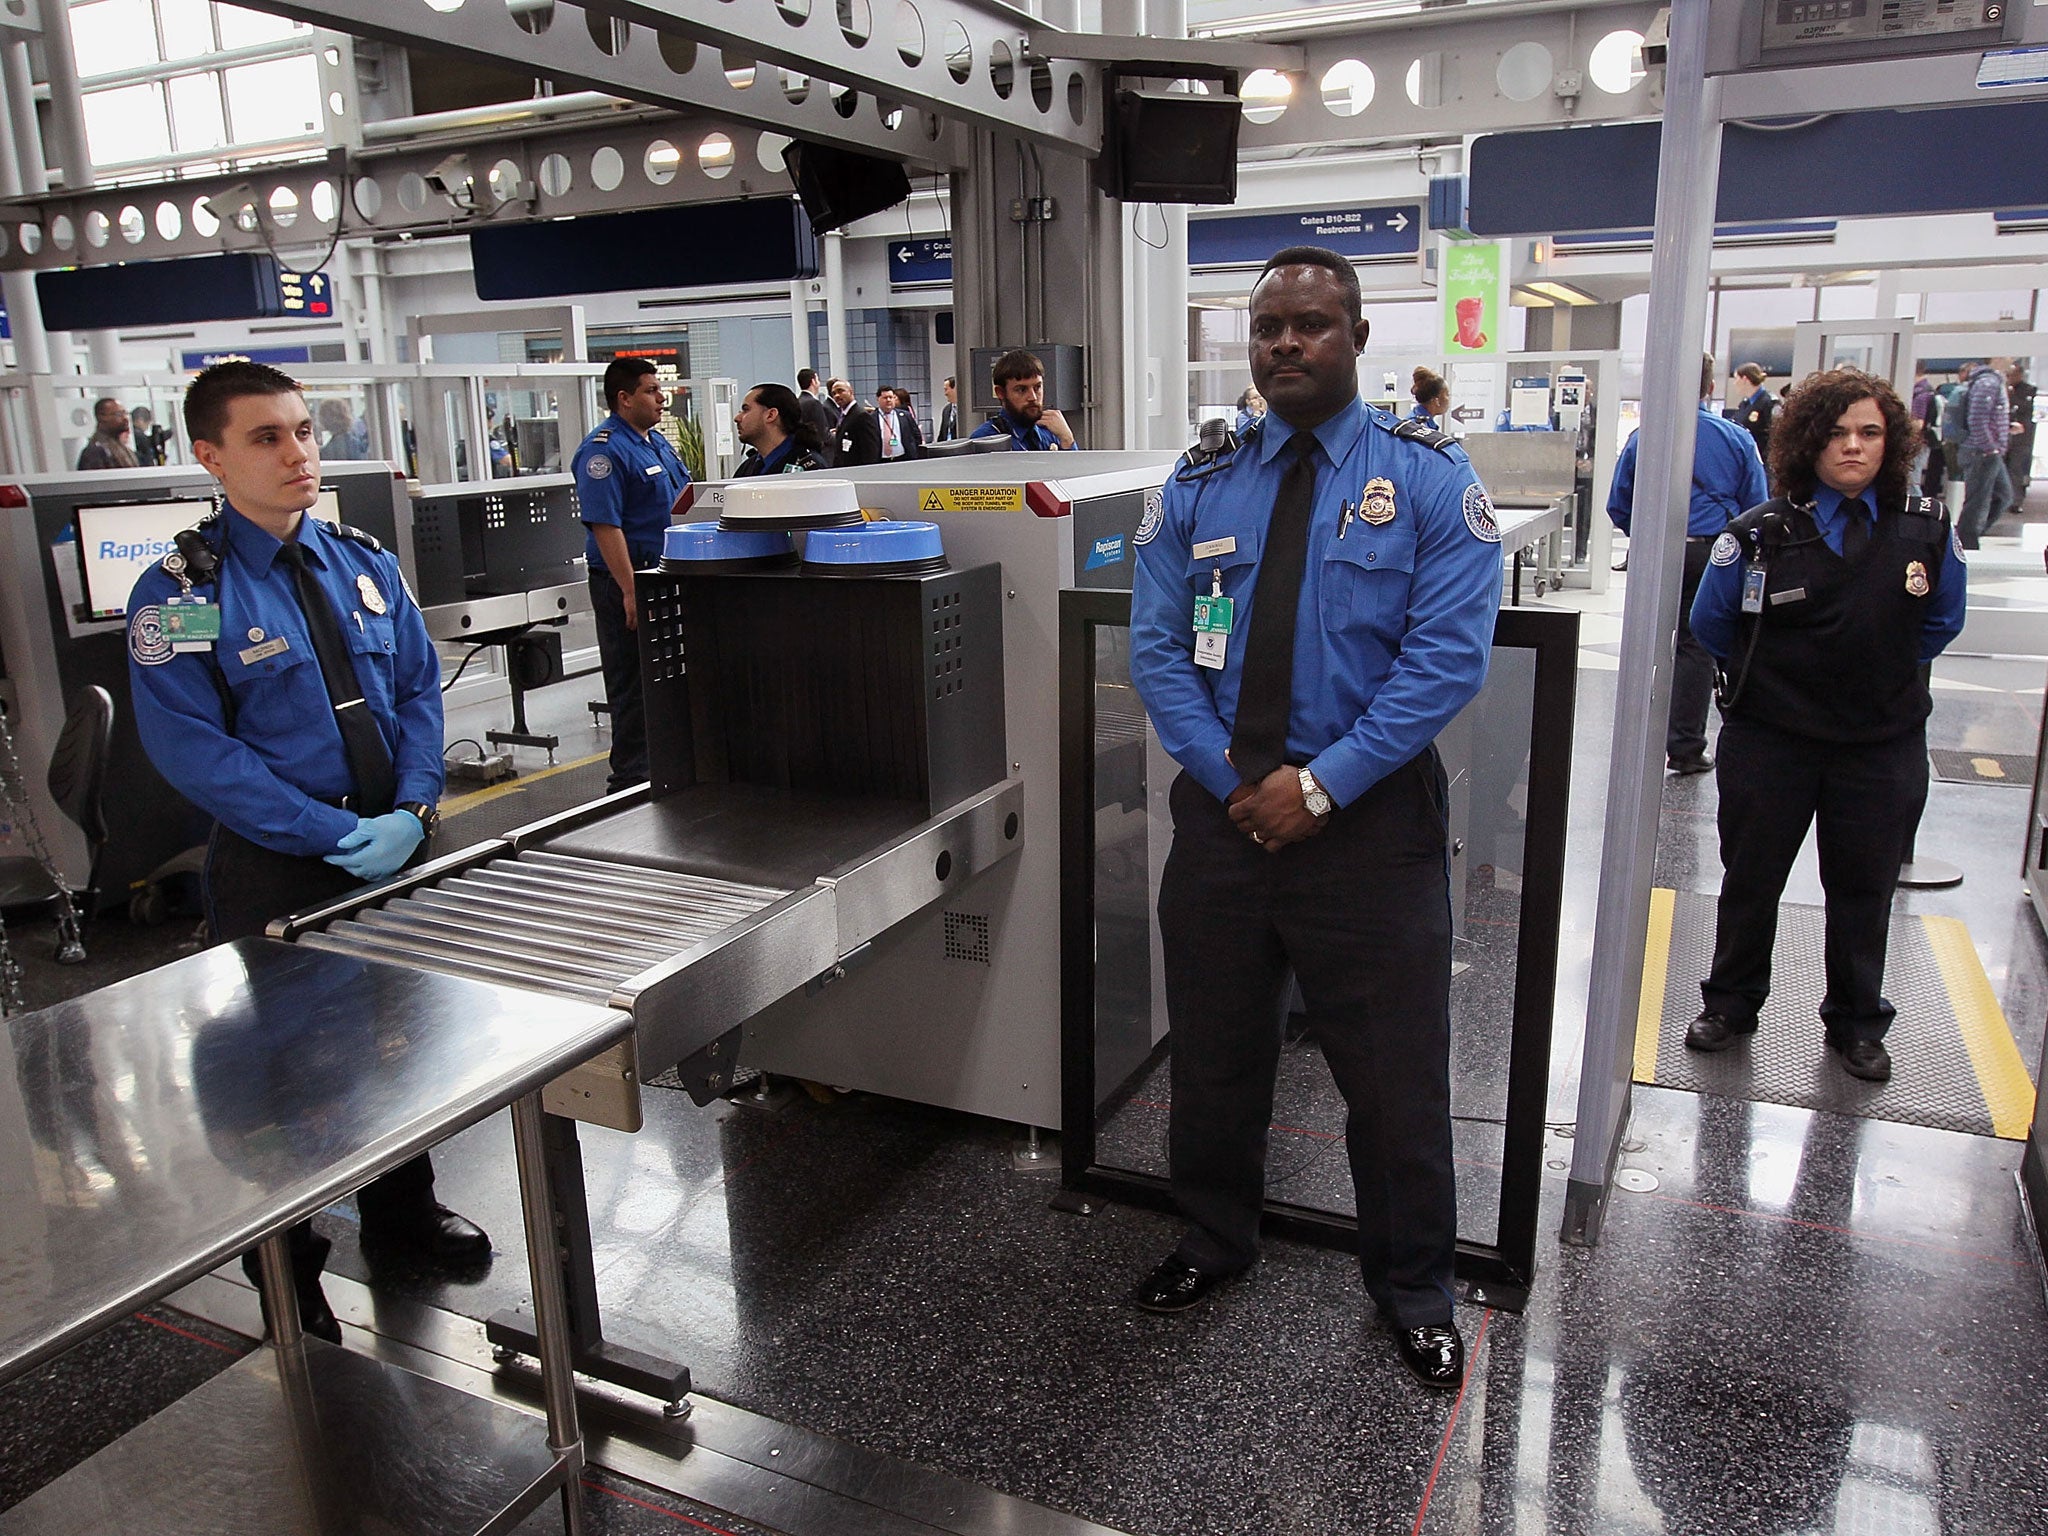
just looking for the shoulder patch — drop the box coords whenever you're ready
[129,605,173,666]
[585,453,613,480]
[1135,488,1165,546]
[1711,531,1742,567]
[1462,483,1501,543]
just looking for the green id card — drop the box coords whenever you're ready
[163,599,221,646]
[1192,593,1234,634]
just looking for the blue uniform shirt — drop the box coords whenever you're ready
[1406,403,1439,426]
[574,411,690,566]
[1608,405,1769,538]
[126,505,445,858]
[969,409,1069,451]
[1130,397,1504,809]
[1691,485,1968,663]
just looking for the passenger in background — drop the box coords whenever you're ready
[970,349,1076,450]
[126,360,485,1345]
[317,399,368,462]
[76,397,137,470]
[829,377,883,466]
[733,383,827,476]
[796,368,837,465]
[1911,368,1939,498]
[879,387,925,461]
[1235,385,1267,437]
[574,355,691,794]
[1687,368,1965,1084]
[1733,362,1775,459]
[2006,360,2036,505]
[1606,352,1768,775]
[936,376,960,442]
[1127,244,1501,1390]
[1407,368,1449,427]
[130,405,173,466]
[1958,356,2014,547]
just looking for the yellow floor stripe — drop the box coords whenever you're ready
[441,750,610,820]
[1921,914,2036,1140]
[1632,886,1677,1085]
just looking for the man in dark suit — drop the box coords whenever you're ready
[796,368,837,466]
[937,376,960,442]
[830,377,883,466]
[880,387,926,461]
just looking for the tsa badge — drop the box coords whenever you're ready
[1360,477,1397,526]
[1904,560,1930,598]
[357,573,388,614]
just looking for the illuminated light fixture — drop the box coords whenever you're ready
[1526,280,1599,306]
[1196,0,1421,39]
[1511,286,1556,308]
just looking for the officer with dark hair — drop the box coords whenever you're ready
[574,356,689,793]
[1128,244,1502,1388]
[734,383,827,475]
[1734,362,1775,458]
[127,360,486,1344]
[1688,367,1966,1083]
[970,349,1077,450]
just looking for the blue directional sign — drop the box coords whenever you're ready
[1190,205,1422,267]
[887,237,953,287]
[180,344,314,370]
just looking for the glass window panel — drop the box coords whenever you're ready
[158,0,218,60]
[212,2,302,49]
[82,82,172,167]
[71,0,160,76]
[167,74,226,152]
[222,56,321,141]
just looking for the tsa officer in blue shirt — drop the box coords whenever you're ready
[1127,246,1503,1389]
[732,383,827,476]
[126,360,488,1345]
[1407,366,1451,427]
[1687,368,1965,1085]
[575,356,690,793]
[968,349,1077,450]
[1608,354,1770,773]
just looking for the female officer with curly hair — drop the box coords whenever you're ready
[1684,368,1967,1083]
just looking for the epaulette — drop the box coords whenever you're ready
[589,430,611,443]
[334,523,384,554]
[1902,494,1945,523]
[1384,417,1459,453]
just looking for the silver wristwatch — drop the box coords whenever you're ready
[1298,767,1331,818]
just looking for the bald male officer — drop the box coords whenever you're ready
[1128,245,1503,1388]
[127,359,487,1345]
[575,356,690,794]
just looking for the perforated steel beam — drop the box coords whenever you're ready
[0,112,840,269]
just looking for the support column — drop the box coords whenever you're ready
[789,278,812,376]
[1564,0,1723,1246]
[822,232,848,383]
[35,0,91,189]
[1,38,61,469]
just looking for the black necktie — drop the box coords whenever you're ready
[276,540,397,817]
[1229,432,1319,784]
[1842,499,1871,561]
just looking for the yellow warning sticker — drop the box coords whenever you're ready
[917,486,1026,513]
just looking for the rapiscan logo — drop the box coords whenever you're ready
[1084,534,1127,570]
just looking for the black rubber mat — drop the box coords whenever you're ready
[1636,890,2030,1139]
[1929,748,2034,787]
[438,754,615,855]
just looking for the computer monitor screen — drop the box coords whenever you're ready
[312,488,343,527]
[74,499,216,620]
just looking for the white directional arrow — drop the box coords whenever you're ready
[1388,210,1410,232]
[896,247,913,263]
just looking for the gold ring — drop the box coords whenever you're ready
[1252,831,1265,844]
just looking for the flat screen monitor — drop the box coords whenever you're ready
[74,489,348,619]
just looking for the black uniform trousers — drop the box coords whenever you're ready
[1701,716,1928,1045]
[589,564,649,795]
[207,826,437,1289]
[1669,535,1718,762]
[1158,750,1457,1328]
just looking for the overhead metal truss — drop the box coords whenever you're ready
[0,111,848,270]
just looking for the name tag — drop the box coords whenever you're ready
[1192,536,1237,560]
[1768,587,1807,606]
[239,636,290,664]
[645,464,666,477]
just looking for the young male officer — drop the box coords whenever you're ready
[1128,246,1503,1388]
[733,383,827,476]
[574,356,690,794]
[969,350,1077,450]
[126,360,487,1344]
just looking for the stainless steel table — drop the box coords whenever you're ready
[0,938,634,1534]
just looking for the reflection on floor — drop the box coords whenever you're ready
[7,559,2048,1533]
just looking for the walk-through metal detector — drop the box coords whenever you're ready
[1563,0,2048,1247]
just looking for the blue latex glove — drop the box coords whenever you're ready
[323,811,424,883]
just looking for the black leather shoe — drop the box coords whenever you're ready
[1684,1011,1755,1053]
[1396,1322,1465,1389]
[1129,1256,1226,1314]
[362,1204,493,1270]
[1831,1038,1893,1082]
[257,1281,343,1346]
[1666,754,1713,775]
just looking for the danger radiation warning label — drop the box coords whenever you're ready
[918,486,1026,513]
